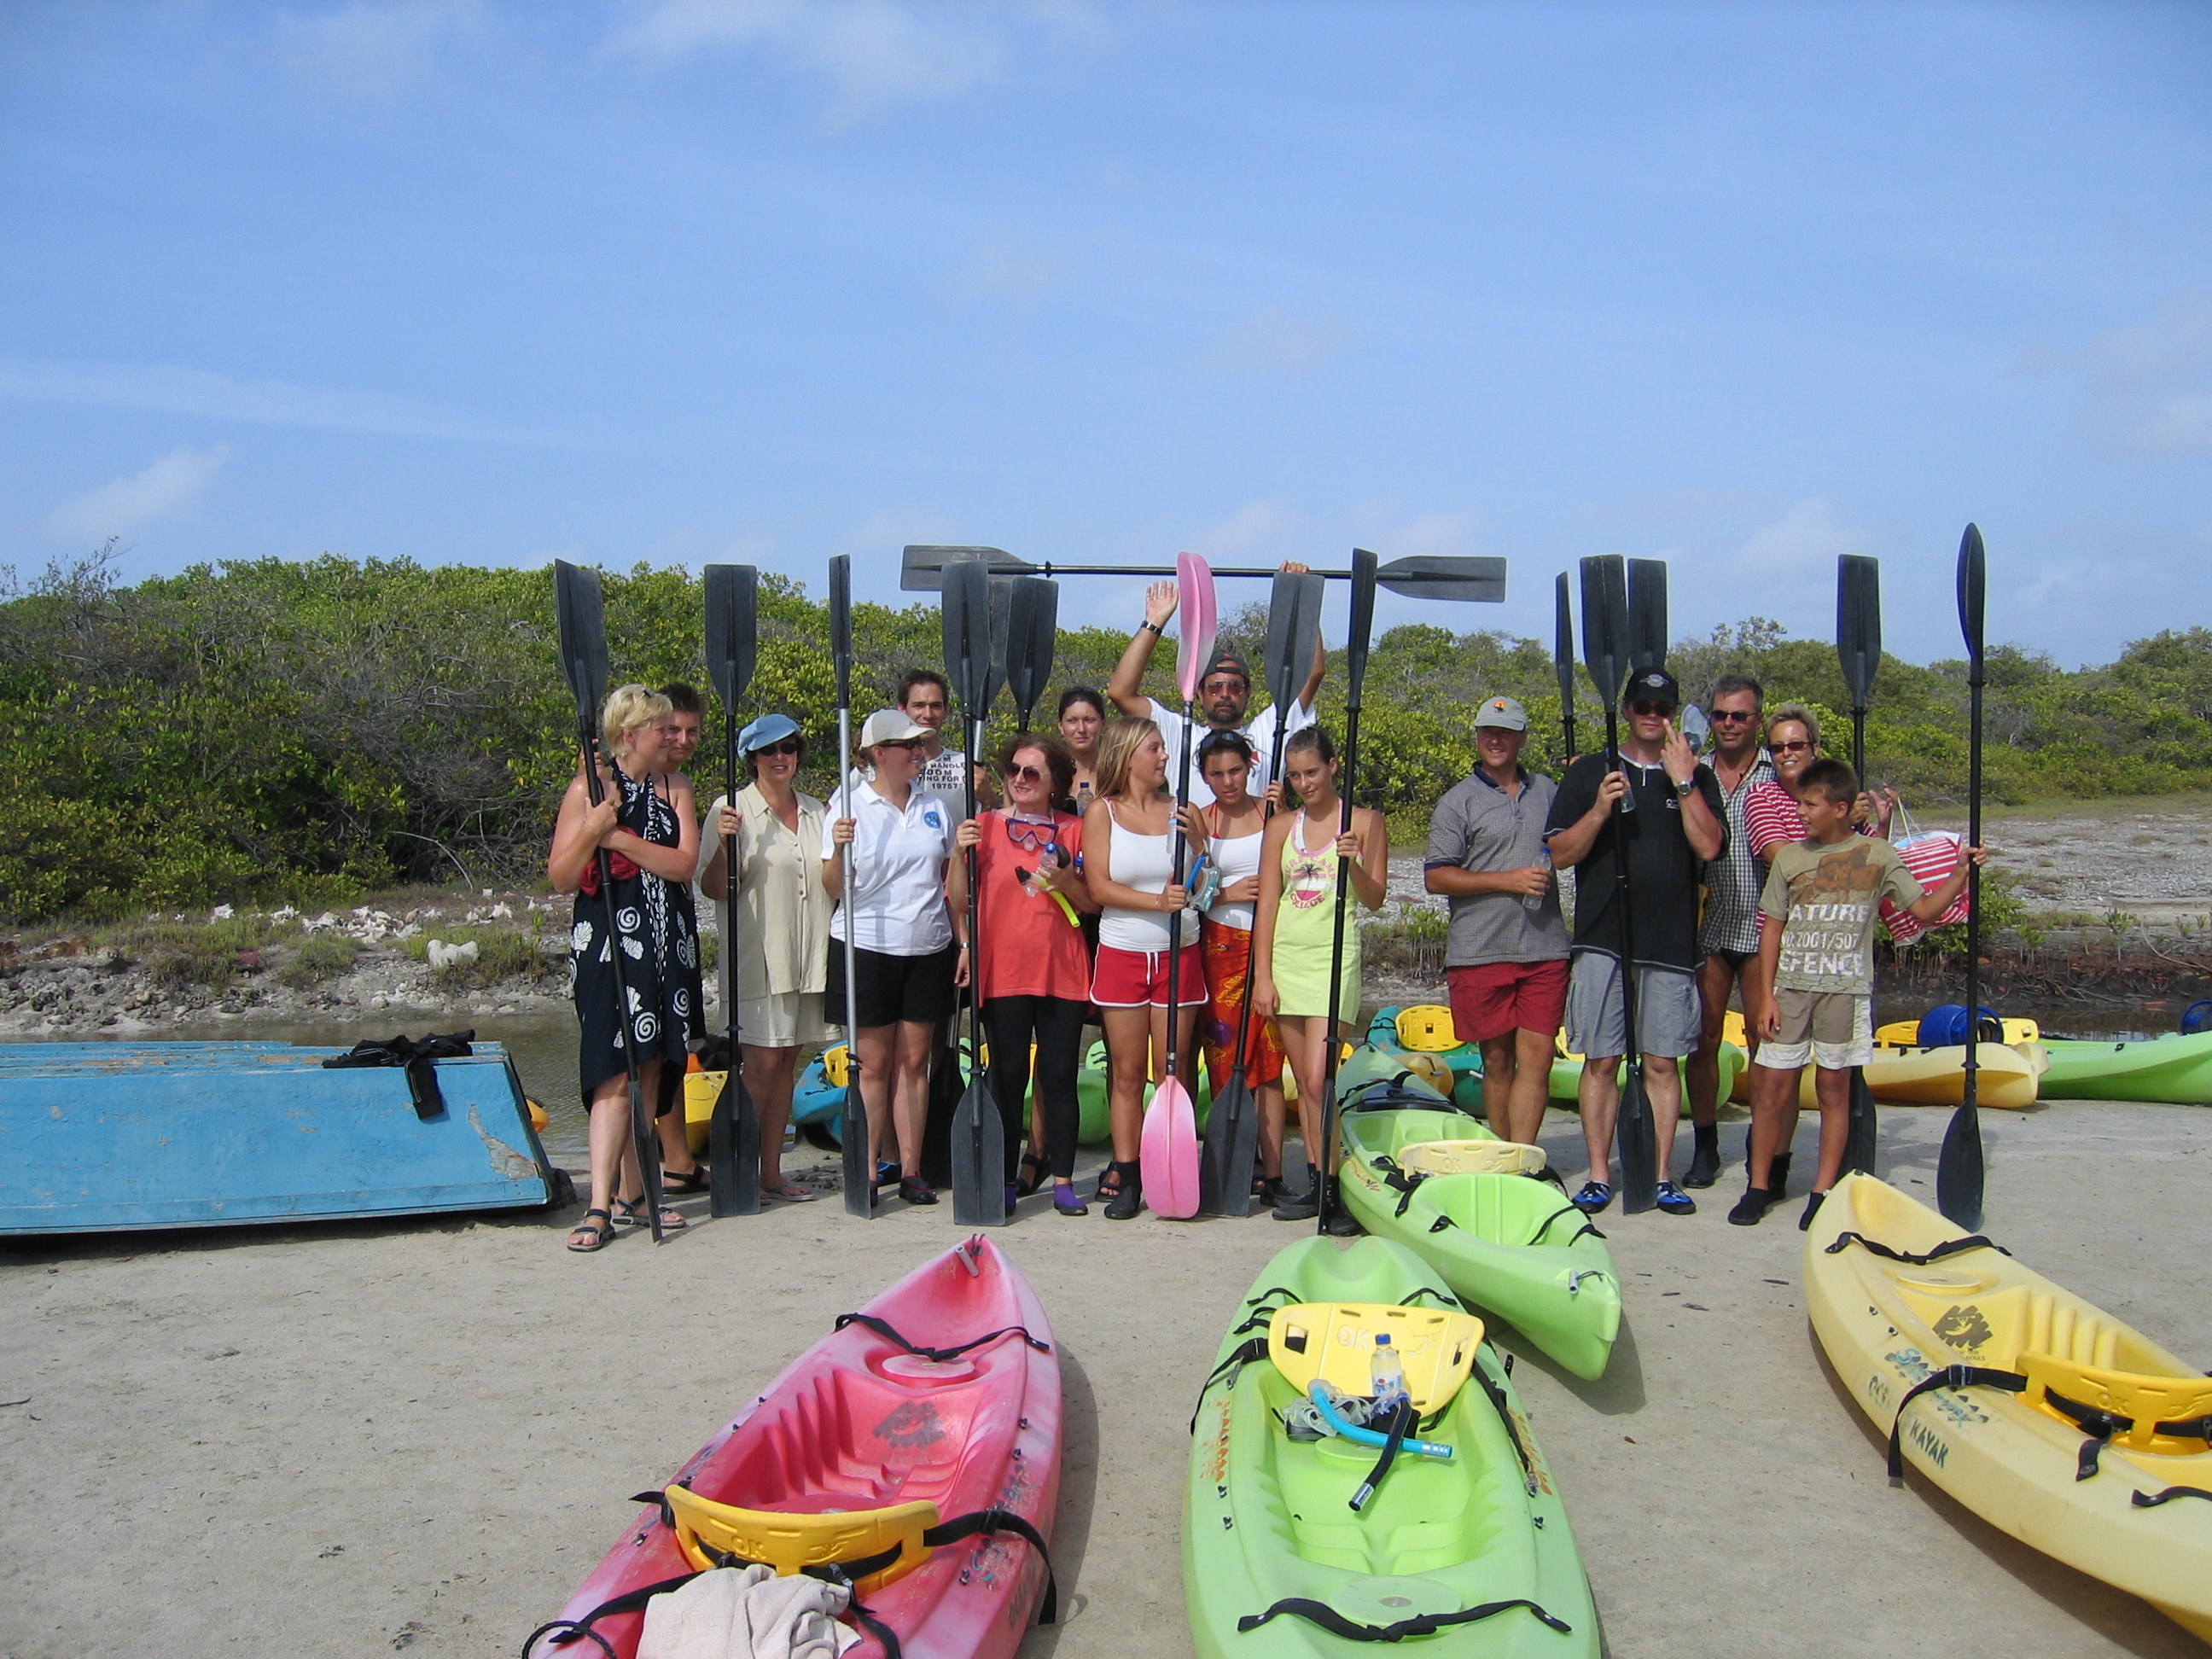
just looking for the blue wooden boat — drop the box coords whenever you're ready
[0,1040,567,1235]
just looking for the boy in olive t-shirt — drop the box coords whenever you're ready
[1737,759,1984,1230]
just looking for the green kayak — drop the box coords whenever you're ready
[1185,1236,1599,1658]
[1547,1042,1745,1106]
[2036,1032,2212,1104]
[1076,1039,1214,1142]
[1332,1048,1621,1381]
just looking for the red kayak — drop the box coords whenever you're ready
[528,1236,1061,1659]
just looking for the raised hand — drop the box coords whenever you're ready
[1144,579,1179,629]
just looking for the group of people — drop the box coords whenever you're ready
[1426,669,1981,1232]
[545,576,1984,1253]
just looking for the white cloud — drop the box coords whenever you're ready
[0,358,557,445]
[2019,288,2212,457]
[1196,307,1355,376]
[44,445,232,544]
[275,2,489,98]
[1734,497,1869,576]
[610,0,1022,120]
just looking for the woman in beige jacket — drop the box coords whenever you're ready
[698,713,835,1201]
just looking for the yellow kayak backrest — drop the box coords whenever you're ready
[664,1487,940,1592]
[1720,1009,1748,1048]
[2021,1353,2212,1456]
[1266,1302,1484,1413]
[1393,1005,1462,1052]
[1397,1052,1456,1097]
[1398,1140,1546,1177]
[821,1044,850,1088]
[1873,1016,2042,1050]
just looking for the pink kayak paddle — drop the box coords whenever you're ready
[1141,550,1215,1220]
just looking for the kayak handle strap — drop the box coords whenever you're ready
[1237,1595,1572,1641]
[1825,1231,2010,1264]
[833,1313,1052,1362]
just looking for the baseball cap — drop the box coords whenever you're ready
[1624,668,1681,707]
[1202,648,1252,686]
[859,709,930,747]
[1474,695,1528,732]
[738,713,802,753]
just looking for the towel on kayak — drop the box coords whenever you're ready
[637,1563,859,1659]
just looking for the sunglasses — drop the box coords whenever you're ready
[1004,762,1047,783]
[875,738,923,752]
[1629,700,1678,717]
[1772,739,1813,754]
[1708,709,1756,723]
[750,738,802,757]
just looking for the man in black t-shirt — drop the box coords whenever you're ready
[1544,668,1726,1215]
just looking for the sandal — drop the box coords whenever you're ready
[566,1208,615,1252]
[1014,1151,1050,1199]
[765,1180,818,1203]
[612,1196,688,1231]
[661,1164,711,1195]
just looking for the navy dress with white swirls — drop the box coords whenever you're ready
[569,763,698,1105]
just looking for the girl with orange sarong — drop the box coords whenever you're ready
[1195,731,1289,1207]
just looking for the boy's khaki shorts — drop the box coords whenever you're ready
[1754,988,1872,1072]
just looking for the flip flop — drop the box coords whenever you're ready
[766,1181,818,1203]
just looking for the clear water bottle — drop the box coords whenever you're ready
[1523,847,1552,915]
[1369,1333,1410,1416]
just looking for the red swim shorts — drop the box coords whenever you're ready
[1447,959,1569,1045]
[1091,941,1208,1009]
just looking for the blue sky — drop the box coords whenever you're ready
[2,1,2206,667]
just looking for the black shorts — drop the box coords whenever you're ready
[826,941,959,1029]
[1705,947,1755,972]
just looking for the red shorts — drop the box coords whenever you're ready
[1091,942,1208,1009]
[1448,959,1569,1045]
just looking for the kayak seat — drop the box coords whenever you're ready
[1266,1303,1484,1413]
[820,1044,850,1088]
[666,1487,940,1593]
[1418,1176,1602,1252]
[1398,1140,1545,1178]
[2019,1352,2212,1458]
[1393,1006,1462,1053]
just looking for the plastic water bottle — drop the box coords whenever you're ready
[1522,847,1552,915]
[1369,1334,1410,1416]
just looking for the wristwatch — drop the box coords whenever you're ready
[1674,776,1695,797]
[1138,620,1162,635]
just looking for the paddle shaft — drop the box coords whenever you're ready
[830,550,869,1218]
[1313,556,1377,1236]
[1963,647,1984,1105]
[709,692,759,1217]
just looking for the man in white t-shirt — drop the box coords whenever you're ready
[848,668,999,811]
[1105,568,1325,807]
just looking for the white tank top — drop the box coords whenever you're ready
[1098,803,1201,952]
[1205,815,1266,932]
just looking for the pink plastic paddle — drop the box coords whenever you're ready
[1142,550,1215,1221]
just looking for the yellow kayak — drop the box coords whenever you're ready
[1804,1173,2212,1645]
[1718,1007,2040,1109]
[1875,1015,2040,1048]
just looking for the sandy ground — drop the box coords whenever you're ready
[3,1100,2209,1659]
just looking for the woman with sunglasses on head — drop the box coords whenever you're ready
[1082,716,1208,1220]
[1743,704,1898,871]
[549,684,701,1251]
[697,714,834,1203]
[822,709,961,1208]
[1194,730,1290,1205]
[1252,725,1389,1224]
[949,734,1099,1217]
[1055,687,1107,817]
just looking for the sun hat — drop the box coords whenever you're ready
[738,712,802,753]
[859,709,930,748]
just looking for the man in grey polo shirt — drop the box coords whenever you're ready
[1423,696,1570,1146]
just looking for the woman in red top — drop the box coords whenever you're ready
[952,734,1100,1216]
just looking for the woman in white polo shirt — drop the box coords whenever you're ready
[823,708,961,1208]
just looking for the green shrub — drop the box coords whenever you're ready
[276,934,359,988]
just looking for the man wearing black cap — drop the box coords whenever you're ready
[1106,569,1326,807]
[1544,667,1726,1215]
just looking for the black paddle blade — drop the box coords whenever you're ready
[1627,557,1668,675]
[940,558,997,718]
[1263,571,1326,713]
[553,560,610,726]
[1837,556,1882,712]
[1937,1103,1983,1229]
[1552,572,1575,703]
[1198,1071,1260,1218]
[1578,556,1629,707]
[1374,554,1506,603]
[901,544,1031,592]
[1615,1062,1659,1214]
[1004,576,1059,729]
[841,1062,872,1217]
[1843,1068,1878,1178]
[949,1078,1007,1226]
[702,564,759,714]
[828,555,854,706]
[1347,548,1380,690]
[1957,524,1986,663]
[707,1069,761,1217]
[985,574,1013,713]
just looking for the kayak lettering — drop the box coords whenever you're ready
[1004,1548,1045,1633]
[1933,1304,1993,1354]
[873,1400,946,1451]
[1202,1400,1231,1485]
[1512,1406,1555,1495]
[1906,1416,1952,1469]
[1867,1371,1893,1411]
